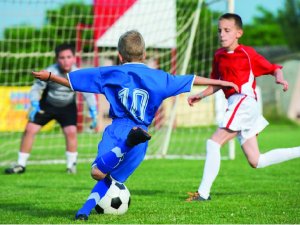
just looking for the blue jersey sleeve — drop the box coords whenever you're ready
[164,74,195,98]
[68,68,102,94]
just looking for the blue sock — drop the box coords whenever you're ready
[96,142,130,174]
[76,177,111,216]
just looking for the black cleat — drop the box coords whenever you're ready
[66,162,77,174]
[186,192,211,202]
[4,165,26,174]
[126,127,151,147]
[75,214,88,221]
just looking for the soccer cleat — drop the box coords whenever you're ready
[66,162,77,174]
[4,165,26,174]
[185,191,211,202]
[126,127,151,147]
[75,214,88,221]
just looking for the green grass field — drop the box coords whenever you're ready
[0,123,300,224]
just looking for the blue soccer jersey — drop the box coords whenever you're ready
[68,63,194,126]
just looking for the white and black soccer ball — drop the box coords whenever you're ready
[95,181,131,215]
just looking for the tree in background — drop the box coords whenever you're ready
[278,0,300,52]
[1,0,299,85]
[240,0,300,54]
[0,0,218,84]
[0,3,93,85]
[240,6,287,47]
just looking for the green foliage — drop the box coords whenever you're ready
[2,0,298,85]
[240,6,287,46]
[240,0,300,51]
[278,0,300,52]
[0,2,93,85]
[46,3,93,27]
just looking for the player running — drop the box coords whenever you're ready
[186,13,300,202]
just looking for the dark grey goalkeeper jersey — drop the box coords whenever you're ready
[30,64,97,108]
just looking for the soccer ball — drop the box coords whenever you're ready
[95,180,131,215]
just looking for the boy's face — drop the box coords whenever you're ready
[56,49,76,73]
[218,18,243,51]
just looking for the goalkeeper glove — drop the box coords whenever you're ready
[29,101,40,121]
[89,106,98,129]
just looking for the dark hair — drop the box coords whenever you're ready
[219,13,243,29]
[54,43,75,58]
[118,30,145,62]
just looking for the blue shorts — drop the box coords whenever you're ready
[95,118,148,183]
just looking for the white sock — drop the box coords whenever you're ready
[257,146,300,168]
[66,151,78,169]
[17,152,30,167]
[198,139,221,199]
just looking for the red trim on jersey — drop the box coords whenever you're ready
[226,95,247,129]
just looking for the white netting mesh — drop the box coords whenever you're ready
[0,0,233,166]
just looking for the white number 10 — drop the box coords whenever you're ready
[118,88,149,121]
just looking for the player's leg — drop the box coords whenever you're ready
[75,176,112,220]
[4,122,42,174]
[242,136,300,168]
[56,103,78,173]
[62,125,78,173]
[188,96,244,200]
[76,123,148,220]
[77,140,148,219]
[187,128,237,201]
[92,125,150,179]
[4,106,54,174]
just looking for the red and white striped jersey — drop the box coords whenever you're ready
[210,45,282,99]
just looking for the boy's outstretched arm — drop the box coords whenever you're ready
[273,68,288,92]
[193,76,239,92]
[32,70,71,88]
[188,85,220,106]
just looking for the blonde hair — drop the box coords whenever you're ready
[118,30,145,62]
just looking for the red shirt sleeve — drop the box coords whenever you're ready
[247,46,282,77]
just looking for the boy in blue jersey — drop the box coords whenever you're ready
[32,30,238,220]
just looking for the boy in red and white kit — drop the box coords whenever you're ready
[186,13,300,201]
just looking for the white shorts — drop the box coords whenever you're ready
[220,94,269,145]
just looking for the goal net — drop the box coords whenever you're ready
[0,0,234,166]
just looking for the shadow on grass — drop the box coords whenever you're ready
[0,202,75,220]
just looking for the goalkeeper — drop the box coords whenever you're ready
[30,30,238,220]
[4,43,98,175]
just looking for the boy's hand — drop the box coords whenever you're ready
[32,70,51,81]
[231,82,239,93]
[188,94,202,106]
[276,78,288,92]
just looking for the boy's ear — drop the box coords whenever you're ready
[118,53,123,63]
[237,29,243,38]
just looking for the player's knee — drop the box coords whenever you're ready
[63,126,77,138]
[24,127,37,137]
[66,130,77,138]
[91,165,107,181]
